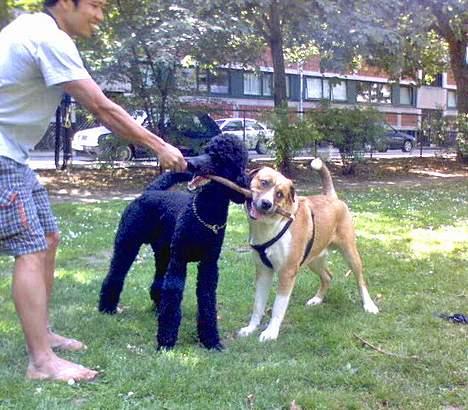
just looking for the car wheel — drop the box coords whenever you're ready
[402,140,413,152]
[256,139,268,155]
[115,145,133,161]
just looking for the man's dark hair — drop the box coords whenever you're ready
[44,0,79,6]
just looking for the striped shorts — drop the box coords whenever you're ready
[0,156,58,256]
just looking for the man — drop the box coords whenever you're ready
[0,0,186,382]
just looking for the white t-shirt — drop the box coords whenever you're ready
[0,12,91,164]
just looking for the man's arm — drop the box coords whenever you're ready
[63,78,186,171]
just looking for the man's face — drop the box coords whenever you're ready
[63,0,106,38]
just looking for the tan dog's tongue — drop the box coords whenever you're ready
[249,204,262,220]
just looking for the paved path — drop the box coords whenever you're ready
[29,147,454,170]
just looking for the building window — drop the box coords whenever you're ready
[262,73,273,96]
[357,81,392,104]
[244,72,261,96]
[400,86,414,105]
[243,72,273,97]
[447,90,457,108]
[180,68,230,94]
[422,72,443,87]
[305,78,322,99]
[305,77,347,101]
[330,80,347,101]
[209,70,229,94]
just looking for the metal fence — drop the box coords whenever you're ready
[34,103,459,155]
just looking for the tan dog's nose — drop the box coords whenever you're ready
[260,199,273,211]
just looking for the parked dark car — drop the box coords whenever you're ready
[75,111,221,161]
[375,126,416,152]
[164,111,222,156]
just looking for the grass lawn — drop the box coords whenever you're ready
[0,181,466,409]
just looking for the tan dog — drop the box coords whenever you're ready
[239,159,379,342]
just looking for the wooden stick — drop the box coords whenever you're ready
[207,175,293,219]
[353,334,420,360]
[207,175,252,198]
[275,207,294,219]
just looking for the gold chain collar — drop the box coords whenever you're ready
[192,196,227,234]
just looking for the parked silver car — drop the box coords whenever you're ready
[215,118,274,154]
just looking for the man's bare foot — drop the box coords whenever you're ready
[48,329,87,352]
[26,354,98,382]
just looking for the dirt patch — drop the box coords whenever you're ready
[37,157,467,203]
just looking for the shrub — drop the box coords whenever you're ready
[305,104,385,174]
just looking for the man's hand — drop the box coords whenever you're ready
[158,143,187,172]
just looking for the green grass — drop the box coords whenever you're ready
[0,181,467,409]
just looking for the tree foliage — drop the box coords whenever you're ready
[81,0,223,132]
[0,0,42,29]
[183,0,361,173]
[352,0,467,114]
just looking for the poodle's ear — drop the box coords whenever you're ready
[236,174,250,189]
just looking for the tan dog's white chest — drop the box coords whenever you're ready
[250,220,293,271]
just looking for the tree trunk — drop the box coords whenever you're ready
[269,5,287,107]
[447,38,467,161]
[448,38,468,115]
[268,1,291,174]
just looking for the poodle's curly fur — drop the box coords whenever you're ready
[98,135,249,350]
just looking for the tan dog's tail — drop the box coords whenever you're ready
[310,158,337,199]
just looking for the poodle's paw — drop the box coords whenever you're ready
[238,324,257,337]
[206,342,224,352]
[200,337,224,351]
[98,305,117,314]
[259,325,279,342]
[157,344,174,352]
[306,296,323,306]
[98,302,124,314]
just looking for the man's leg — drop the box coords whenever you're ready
[42,232,86,351]
[29,167,87,351]
[12,251,97,381]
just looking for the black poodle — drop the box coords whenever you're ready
[98,134,249,350]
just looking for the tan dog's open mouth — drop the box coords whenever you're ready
[246,199,259,220]
[246,198,275,220]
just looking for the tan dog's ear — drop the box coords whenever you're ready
[288,183,296,203]
[248,167,263,178]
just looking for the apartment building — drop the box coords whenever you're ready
[182,54,458,138]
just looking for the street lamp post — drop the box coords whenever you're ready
[298,61,304,120]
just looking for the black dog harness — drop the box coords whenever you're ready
[250,208,316,269]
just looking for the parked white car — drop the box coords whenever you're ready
[215,118,274,154]
[72,110,147,156]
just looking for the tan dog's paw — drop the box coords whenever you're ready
[364,301,379,314]
[238,325,257,337]
[306,296,324,306]
[259,326,279,342]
